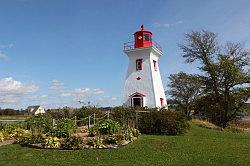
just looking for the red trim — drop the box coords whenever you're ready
[129,92,145,97]
[136,59,142,70]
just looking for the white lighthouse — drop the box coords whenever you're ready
[123,25,167,108]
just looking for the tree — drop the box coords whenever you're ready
[168,72,202,116]
[179,30,250,127]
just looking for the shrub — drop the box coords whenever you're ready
[88,127,97,137]
[130,128,140,137]
[0,123,18,135]
[97,118,120,135]
[105,135,117,144]
[44,136,60,148]
[110,107,137,128]
[138,110,190,135]
[27,116,51,135]
[0,132,4,142]
[113,133,125,145]
[89,136,104,148]
[51,118,76,138]
[61,135,83,149]
[14,129,32,145]
[124,129,134,141]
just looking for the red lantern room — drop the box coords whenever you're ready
[134,25,152,48]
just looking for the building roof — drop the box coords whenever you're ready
[27,105,41,114]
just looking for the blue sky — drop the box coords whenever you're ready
[0,0,250,109]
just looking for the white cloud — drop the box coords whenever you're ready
[61,88,104,100]
[0,77,38,103]
[49,80,64,90]
[0,43,14,49]
[0,51,8,61]
[153,21,183,28]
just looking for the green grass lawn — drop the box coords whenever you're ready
[0,124,249,166]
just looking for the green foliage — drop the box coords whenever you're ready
[110,107,137,128]
[44,136,61,148]
[113,133,125,145]
[61,135,83,149]
[0,132,4,142]
[178,30,250,127]
[73,106,104,119]
[51,118,76,138]
[104,135,117,144]
[168,72,202,116]
[13,128,45,145]
[13,129,32,145]
[0,108,24,116]
[97,118,120,135]
[124,130,134,141]
[89,136,104,148]
[0,123,18,135]
[27,116,51,135]
[130,128,141,137]
[88,127,97,137]
[138,110,190,135]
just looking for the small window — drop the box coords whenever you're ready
[143,34,150,41]
[136,59,142,70]
[153,60,157,71]
[160,98,164,107]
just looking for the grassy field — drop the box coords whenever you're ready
[0,115,31,120]
[0,124,249,166]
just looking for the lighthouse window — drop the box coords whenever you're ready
[160,98,164,107]
[136,59,142,70]
[153,60,157,71]
[143,34,150,41]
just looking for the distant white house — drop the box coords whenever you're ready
[26,105,45,115]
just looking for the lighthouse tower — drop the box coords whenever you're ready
[123,25,167,108]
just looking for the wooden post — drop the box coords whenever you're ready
[74,116,77,126]
[88,115,91,129]
[52,119,55,128]
[135,112,138,129]
[93,113,96,125]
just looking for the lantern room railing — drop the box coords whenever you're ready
[123,40,163,52]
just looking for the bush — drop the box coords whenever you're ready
[89,136,104,148]
[61,135,83,149]
[44,136,60,148]
[138,110,190,135]
[110,107,137,128]
[88,127,97,137]
[0,123,18,135]
[105,135,117,144]
[0,132,4,142]
[14,129,33,145]
[27,116,52,135]
[97,118,120,135]
[124,130,134,141]
[51,118,76,138]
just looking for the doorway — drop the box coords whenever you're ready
[132,97,143,107]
